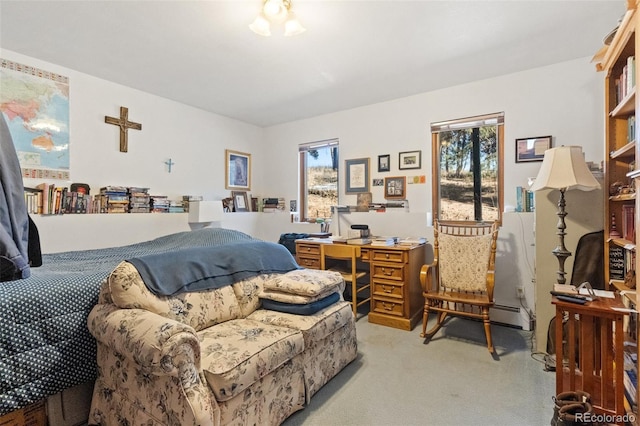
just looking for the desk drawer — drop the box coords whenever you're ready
[370,250,406,264]
[372,280,404,299]
[360,248,370,261]
[297,256,321,269]
[296,244,321,256]
[372,264,405,281]
[372,297,404,317]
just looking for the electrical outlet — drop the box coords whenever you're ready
[516,287,525,299]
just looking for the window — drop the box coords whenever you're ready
[431,113,504,224]
[299,139,339,221]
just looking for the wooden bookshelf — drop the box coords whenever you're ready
[594,0,640,420]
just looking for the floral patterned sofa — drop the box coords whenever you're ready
[87,260,357,425]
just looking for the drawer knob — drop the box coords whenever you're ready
[385,253,390,259]
[383,302,394,311]
[382,285,391,293]
[383,268,394,276]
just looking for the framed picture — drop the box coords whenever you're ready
[399,150,422,170]
[225,149,251,190]
[356,192,372,212]
[378,154,390,172]
[232,191,249,212]
[515,136,552,163]
[384,176,406,199]
[345,158,370,193]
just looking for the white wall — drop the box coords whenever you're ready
[262,57,604,213]
[1,49,266,204]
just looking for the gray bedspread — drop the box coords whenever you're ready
[0,227,254,415]
[129,241,299,296]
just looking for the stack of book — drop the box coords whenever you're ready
[150,195,169,213]
[346,238,372,245]
[169,200,185,213]
[398,237,427,246]
[99,186,129,214]
[371,236,397,246]
[128,187,150,213]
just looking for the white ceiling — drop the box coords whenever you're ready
[0,0,626,127]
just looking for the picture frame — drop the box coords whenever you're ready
[378,154,391,172]
[345,158,370,193]
[399,150,422,170]
[384,176,406,199]
[232,191,249,212]
[515,136,552,163]
[225,149,251,190]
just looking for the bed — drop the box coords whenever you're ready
[0,227,256,416]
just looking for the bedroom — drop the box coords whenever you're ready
[0,0,626,424]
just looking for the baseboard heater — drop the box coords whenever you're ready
[492,304,520,313]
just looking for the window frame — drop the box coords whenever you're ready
[431,113,504,225]
[298,138,339,222]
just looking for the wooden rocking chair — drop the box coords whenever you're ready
[420,220,500,353]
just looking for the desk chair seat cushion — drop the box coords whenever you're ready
[438,232,493,292]
[261,292,340,315]
[264,269,344,296]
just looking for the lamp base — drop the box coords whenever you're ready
[552,188,571,285]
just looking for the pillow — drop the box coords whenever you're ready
[260,287,339,304]
[261,292,340,315]
[264,269,344,296]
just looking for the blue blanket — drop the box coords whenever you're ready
[128,240,300,296]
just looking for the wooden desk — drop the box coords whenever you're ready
[295,240,428,330]
[552,295,629,423]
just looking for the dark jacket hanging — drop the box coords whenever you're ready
[0,112,31,281]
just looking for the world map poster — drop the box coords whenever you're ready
[0,59,70,180]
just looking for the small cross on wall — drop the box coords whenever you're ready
[105,106,142,152]
[164,158,175,173]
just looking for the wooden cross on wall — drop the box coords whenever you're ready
[105,106,142,152]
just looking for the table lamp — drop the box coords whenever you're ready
[530,146,601,284]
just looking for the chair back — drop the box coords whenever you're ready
[320,244,362,279]
[434,220,499,296]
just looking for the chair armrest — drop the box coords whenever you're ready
[87,303,201,376]
[419,258,438,293]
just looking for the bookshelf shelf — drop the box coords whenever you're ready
[611,88,636,117]
[611,141,637,159]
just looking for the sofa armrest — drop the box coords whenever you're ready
[88,303,201,375]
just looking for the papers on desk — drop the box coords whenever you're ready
[579,288,615,299]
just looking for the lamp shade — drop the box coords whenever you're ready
[188,201,224,223]
[530,146,600,192]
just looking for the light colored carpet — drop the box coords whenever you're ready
[284,315,555,426]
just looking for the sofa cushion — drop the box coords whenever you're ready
[259,287,339,304]
[199,319,304,402]
[263,269,344,296]
[109,261,242,331]
[248,300,354,344]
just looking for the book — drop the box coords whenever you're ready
[371,237,396,246]
[398,237,427,245]
[610,246,626,280]
[347,238,372,245]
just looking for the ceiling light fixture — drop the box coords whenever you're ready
[249,0,306,37]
